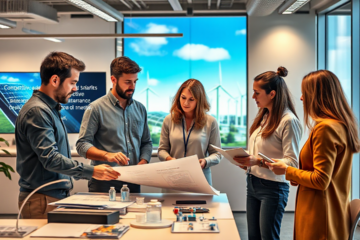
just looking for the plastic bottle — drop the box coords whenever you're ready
[109,186,116,201]
[121,184,130,202]
[146,199,162,223]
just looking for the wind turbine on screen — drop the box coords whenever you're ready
[140,72,158,111]
[208,62,235,123]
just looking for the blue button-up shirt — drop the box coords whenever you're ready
[16,91,94,199]
[76,90,152,167]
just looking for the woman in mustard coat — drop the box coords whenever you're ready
[267,70,360,240]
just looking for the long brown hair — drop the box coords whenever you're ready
[249,66,298,139]
[170,79,210,129]
[302,70,360,152]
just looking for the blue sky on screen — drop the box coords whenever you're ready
[124,16,247,116]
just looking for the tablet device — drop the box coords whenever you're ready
[258,152,275,163]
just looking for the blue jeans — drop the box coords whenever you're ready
[246,174,289,240]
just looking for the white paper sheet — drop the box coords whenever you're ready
[49,194,134,209]
[113,155,220,195]
[210,144,249,166]
[30,223,93,238]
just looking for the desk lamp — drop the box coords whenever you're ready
[0,179,70,238]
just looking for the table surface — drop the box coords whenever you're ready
[90,192,234,220]
[0,193,241,240]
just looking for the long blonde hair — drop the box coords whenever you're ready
[170,79,210,129]
[302,70,360,152]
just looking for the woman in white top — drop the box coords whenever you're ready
[158,79,222,186]
[234,67,302,240]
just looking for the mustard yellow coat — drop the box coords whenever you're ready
[286,119,352,240]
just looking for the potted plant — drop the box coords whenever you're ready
[0,137,14,180]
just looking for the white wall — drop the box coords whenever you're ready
[211,11,317,211]
[0,12,317,213]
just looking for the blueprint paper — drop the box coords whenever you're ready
[113,155,220,195]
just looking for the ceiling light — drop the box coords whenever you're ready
[66,0,123,22]
[0,17,16,29]
[168,0,183,11]
[278,0,310,14]
[22,28,63,43]
[0,33,183,40]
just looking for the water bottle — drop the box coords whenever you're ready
[109,186,116,201]
[121,184,130,202]
[146,199,162,223]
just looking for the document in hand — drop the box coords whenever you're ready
[210,144,249,166]
[113,155,220,195]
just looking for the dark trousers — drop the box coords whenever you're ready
[246,174,289,240]
[88,178,140,193]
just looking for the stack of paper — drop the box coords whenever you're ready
[49,194,134,210]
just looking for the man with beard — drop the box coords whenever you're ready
[16,52,120,219]
[76,56,152,193]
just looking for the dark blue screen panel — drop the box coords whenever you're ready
[0,72,106,133]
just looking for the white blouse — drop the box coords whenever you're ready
[248,109,303,183]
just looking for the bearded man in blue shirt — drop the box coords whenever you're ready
[16,52,120,219]
[76,56,152,194]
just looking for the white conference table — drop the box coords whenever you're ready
[0,193,241,240]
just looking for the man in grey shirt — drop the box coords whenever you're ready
[16,52,120,219]
[76,56,152,193]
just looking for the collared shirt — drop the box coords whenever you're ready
[16,91,94,199]
[157,114,222,185]
[248,109,303,183]
[76,90,152,167]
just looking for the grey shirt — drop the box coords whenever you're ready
[158,114,222,185]
[16,91,94,199]
[76,90,152,167]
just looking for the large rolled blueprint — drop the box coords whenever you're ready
[113,155,220,195]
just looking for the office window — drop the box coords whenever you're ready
[124,16,247,148]
[326,3,352,103]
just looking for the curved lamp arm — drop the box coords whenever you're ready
[16,179,70,232]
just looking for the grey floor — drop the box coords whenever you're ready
[1,213,360,239]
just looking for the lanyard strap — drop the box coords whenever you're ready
[182,119,194,157]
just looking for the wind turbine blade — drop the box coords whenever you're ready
[220,86,234,99]
[237,82,244,95]
[140,87,148,94]
[147,71,150,85]
[208,85,220,93]
[149,88,159,97]
[219,62,222,85]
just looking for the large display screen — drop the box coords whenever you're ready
[0,72,106,133]
[124,16,247,147]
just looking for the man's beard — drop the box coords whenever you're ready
[116,84,134,100]
[56,86,73,104]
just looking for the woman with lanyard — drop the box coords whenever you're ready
[233,67,302,240]
[158,79,222,188]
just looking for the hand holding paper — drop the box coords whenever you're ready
[210,144,249,166]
